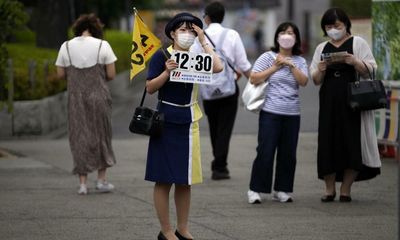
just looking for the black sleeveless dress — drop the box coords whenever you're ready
[317,37,380,181]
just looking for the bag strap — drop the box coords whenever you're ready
[361,61,375,80]
[66,41,73,66]
[139,48,170,108]
[204,30,235,72]
[96,40,103,64]
[139,87,147,107]
[217,29,229,50]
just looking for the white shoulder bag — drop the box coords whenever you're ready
[241,52,275,113]
[241,80,268,113]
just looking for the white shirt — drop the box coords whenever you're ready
[191,23,252,72]
[55,36,117,68]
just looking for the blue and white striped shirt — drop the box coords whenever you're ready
[252,51,308,115]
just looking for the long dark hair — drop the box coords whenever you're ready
[271,22,303,55]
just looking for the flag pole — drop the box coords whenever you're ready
[133,7,144,22]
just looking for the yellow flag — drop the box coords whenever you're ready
[130,12,162,80]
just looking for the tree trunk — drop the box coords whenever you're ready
[35,0,70,49]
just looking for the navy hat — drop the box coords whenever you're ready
[165,12,203,39]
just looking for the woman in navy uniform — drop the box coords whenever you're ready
[145,12,222,240]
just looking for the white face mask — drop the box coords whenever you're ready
[176,32,196,49]
[327,28,346,41]
[278,34,295,49]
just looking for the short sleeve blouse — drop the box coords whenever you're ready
[55,36,117,68]
[252,51,308,115]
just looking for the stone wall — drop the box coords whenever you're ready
[0,92,67,137]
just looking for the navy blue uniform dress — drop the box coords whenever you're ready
[145,49,203,185]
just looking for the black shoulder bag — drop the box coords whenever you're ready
[129,50,171,137]
[128,87,164,137]
[348,61,387,111]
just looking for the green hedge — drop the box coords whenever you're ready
[6,43,61,100]
[5,29,131,101]
[105,30,131,75]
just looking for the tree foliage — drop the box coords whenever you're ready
[73,0,162,27]
[372,2,400,80]
[78,0,127,27]
[132,0,162,9]
[0,0,28,100]
[35,0,69,49]
[331,0,371,18]
[0,0,28,44]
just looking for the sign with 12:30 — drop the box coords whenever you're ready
[170,51,213,85]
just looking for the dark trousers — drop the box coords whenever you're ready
[203,84,239,173]
[249,111,300,193]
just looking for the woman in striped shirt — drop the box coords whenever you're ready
[247,22,308,204]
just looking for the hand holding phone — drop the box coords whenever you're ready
[321,51,348,63]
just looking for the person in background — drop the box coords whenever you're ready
[254,20,265,54]
[310,8,381,203]
[55,13,117,195]
[145,12,223,240]
[196,1,252,180]
[247,22,308,204]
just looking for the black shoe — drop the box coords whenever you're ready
[321,193,336,202]
[211,170,230,180]
[175,230,193,240]
[339,195,352,202]
[158,231,167,240]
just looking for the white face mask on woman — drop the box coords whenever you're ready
[327,28,346,41]
[278,34,296,49]
[176,32,196,49]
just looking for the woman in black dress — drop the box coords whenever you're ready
[310,8,381,202]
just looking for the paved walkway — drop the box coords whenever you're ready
[0,71,398,240]
[0,133,397,240]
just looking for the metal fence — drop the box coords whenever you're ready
[0,59,14,113]
[375,81,400,160]
[1,58,53,113]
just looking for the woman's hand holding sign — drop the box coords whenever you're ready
[165,59,178,74]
